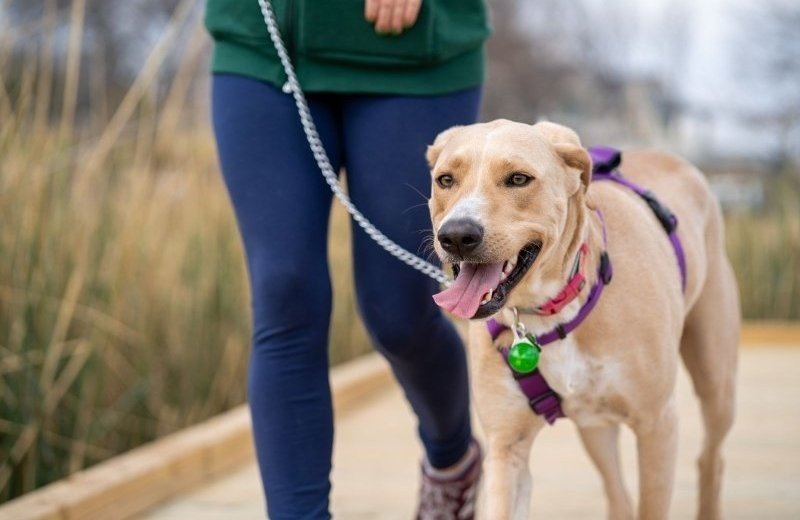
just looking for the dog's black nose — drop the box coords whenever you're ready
[438,219,484,256]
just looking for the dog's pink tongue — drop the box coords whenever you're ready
[433,263,504,319]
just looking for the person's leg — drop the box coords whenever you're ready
[342,87,482,468]
[212,73,342,519]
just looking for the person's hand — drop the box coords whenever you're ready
[365,0,422,35]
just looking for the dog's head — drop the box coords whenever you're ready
[428,120,592,320]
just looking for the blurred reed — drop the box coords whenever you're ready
[725,176,800,320]
[0,4,370,502]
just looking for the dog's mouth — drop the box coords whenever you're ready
[433,242,541,320]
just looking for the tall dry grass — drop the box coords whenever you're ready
[0,4,369,502]
[725,176,800,320]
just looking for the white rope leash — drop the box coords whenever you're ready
[256,0,451,286]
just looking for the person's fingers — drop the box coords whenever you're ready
[403,0,421,28]
[365,0,379,22]
[375,0,394,33]
[390,0,406,34]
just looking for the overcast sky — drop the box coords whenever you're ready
[572,0,798,158]
[613,0,795,112]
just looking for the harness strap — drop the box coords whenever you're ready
[589,146,687,291]
[485,211,613,424]
[486,323,565,424]
[536,250,612,345]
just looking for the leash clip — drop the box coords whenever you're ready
[511,307,527,342]
[599,251,613,285]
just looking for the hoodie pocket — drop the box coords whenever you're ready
[297,0,436,67]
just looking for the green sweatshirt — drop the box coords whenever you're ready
[204,0,490,95]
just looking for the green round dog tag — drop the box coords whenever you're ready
[507,336,541,374]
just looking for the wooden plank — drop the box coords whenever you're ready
[741,321,800,346]
[0,485,69,520]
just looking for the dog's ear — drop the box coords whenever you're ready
[557,143,592,193]
[426,126,463,169]
[534,122,592,193]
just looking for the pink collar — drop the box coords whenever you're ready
[530,243,589,316]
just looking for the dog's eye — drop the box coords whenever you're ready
[436,174,455,189]
[505,172,533,187]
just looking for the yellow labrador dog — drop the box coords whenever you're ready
[427,120,739,519]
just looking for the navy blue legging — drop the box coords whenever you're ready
[211,74,481,519]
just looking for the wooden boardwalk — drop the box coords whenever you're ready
[142,345,800,519]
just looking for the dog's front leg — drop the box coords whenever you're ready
[468,324,544,519]
[633,400,678,520]
[483,426,541,520]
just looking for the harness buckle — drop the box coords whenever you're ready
[599,251,613,284]
[641,191,678,234]
[555,324,567,340]
[589,146,622,174]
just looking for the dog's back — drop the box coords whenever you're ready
[603,150,734,313]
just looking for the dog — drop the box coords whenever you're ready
[427,120,739,519]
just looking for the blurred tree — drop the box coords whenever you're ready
[483,0,678,146]
[734,0,800,170]
[483,0,611,123]
[482,0,566,122]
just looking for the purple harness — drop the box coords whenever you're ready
[486,146,687,424]
[591,146,687,291]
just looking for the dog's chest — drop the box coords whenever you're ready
[538,337,630,427]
